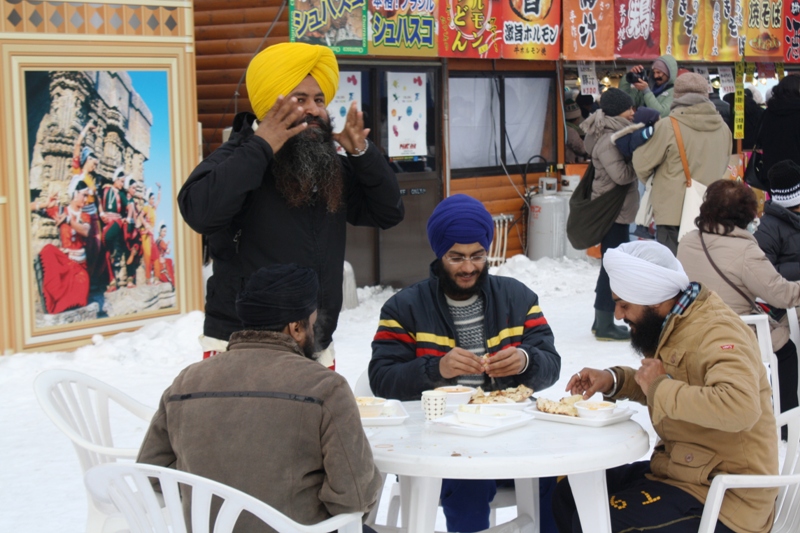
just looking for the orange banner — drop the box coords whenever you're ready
[703,0,744,61]
[744,0,783,60]
[501,0,561,59]
[439,0,502,58]
[563,0,614,60]
[662,0,706,60]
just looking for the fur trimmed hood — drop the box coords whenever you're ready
[610,123,645,144]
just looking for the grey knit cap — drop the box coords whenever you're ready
[600,88,633,117]
[674,73,710,99]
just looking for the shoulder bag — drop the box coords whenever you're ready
[699,231,765,315]
[671,117,707,243]
[744,119,768,191]
[566,162,629,250]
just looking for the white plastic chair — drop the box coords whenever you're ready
[697,407,800,533]
[740,314,781,418]
[85,463,363,533]
[34,369,156,533]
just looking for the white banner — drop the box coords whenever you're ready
[387,72,427,159]
[718,67,736,94]
[578,61,599,97]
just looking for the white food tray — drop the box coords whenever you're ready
[360,400,409,426]
[525,405,634,427]
[451,398,533,411]
[430,413,534,437]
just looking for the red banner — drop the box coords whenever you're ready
[439,0,502,58]
[563,0,615,60]
[615,0,662,59]
[784,0,800,62]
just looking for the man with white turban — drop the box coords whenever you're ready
[553,241,779,533]
[179,43,404,365]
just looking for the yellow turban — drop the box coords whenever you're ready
[246,43,339,120]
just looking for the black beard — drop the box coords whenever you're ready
[271,116,343,213]
[627,306,665,358]
[434,259,488,299]
[301,332,317,360]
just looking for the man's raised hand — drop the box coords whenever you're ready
[333,101,370,155]
[254,95,308,153]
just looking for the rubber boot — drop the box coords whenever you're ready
[594,310,630,341]
[591,317,596,334]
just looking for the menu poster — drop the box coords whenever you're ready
[578,61,600,96]
[785,1,800,62]
[501,0,562,59]
[290,0,368,55]
[439,0,502,58]
[327,72,362,154]
[615,0,661,59]
[718,66,737,93]
[744,0,783,59]
[664,0,705,60]
[704,0,744,61]
[387,72,428,158]
[369,0,438,56]
[563,0,615,60]
[692,66,713,92]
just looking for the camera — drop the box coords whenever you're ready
[625,69,650,84]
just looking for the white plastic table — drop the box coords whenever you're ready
[364,401,650,533]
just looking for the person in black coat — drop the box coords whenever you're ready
[723,88,764,152]
[755,160,800,281]
[179,43,404,365]
[755,75,800,175]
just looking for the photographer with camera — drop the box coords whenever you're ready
[619,55,678,118]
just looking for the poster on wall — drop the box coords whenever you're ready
[614,0,661,59]
[290,0,368,55]
[662,0,705,60]
[439,0,502,58]
[563,0,614,60]
[369,0,437,56]
[744,0,782,59]
[784,0,800,62]
[501,0,562,59]
[703,0,743,61]
[578,61,600,95]
[386,72,427,158]
[23,70,178,334]
[328,71,362,155]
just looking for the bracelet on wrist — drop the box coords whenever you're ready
[349,139,369,157]
[603,368,619,398]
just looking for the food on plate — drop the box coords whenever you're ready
[536,394,583,417]
[437,386,474,393]
[575,400,616,419]
[356,396,386,418]
[750,32,780,52]
[469,384,534,404]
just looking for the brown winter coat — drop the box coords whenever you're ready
[609,286,778,533]
[581,111,639,224]
[137,330,382,532]
[678,227,800,350]
[632,96,732,226]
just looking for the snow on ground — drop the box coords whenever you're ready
[0,255,660,532]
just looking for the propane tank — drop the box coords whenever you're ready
[557,175,585,260]
[527,176,566,260]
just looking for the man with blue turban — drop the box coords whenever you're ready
[179,42,404,366]
[369,194,562,532]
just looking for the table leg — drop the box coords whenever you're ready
[568,471,611,533]
[513,478,539,533]
[398,475,442,533]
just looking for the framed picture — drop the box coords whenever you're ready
[0,42,203,352]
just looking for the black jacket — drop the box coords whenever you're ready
[757,98,800,176]
[179,112,404,345]
[754,200,800,281]
[368,264,561,401]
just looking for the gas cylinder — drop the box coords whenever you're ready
[557,175,585,260]
[527,177,566,260]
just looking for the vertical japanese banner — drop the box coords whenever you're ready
[501,0,562,59]
[744,0,783,60]
[734,61,745,140]
[614,0,661,59]
[369,0,438,56]
[328,72,362,154]
[563,0,615,60]
[784,0,800,62]
[704,0,744,61]
[663,0,705,60]
[578,61,601,96]
[387,72,428,158]
[290,0,368,54]
[439,0,502,58]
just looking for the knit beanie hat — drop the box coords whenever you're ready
[768,160,800,208]
[565,99,581,120]
[652,59,670,78]
[427,194,494,258]
[599,88,633,117]
[674,73,709,99]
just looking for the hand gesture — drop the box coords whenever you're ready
[332,101,369,155]
[630,65,645,74]
[484,348,526,378]
[254,96,308,153]
[633,80,649,91]
[634,359,667,396]
[439,347,484,379]
[565,368,614,400]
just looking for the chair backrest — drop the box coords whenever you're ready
[85,463,363,533]
[740,314,781,417]
[773,408,800,532]
[354,369,373,397]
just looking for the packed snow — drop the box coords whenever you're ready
[1,255,667,531]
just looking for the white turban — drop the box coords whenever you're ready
[604,241,690,306]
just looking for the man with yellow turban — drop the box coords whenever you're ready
[179,42,404,366]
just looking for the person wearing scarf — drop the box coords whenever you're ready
[619,54,678,118]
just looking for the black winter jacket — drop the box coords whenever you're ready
[755,200,800,281]
[757,98,800,176]
[368,265,561,401]
[179,112,404,345]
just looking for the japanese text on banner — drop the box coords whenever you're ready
[369,0,438,56]
[290,0,368,55]
[439,0,501,58]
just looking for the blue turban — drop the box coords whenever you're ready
[80,147,95,167]
[426,194,494,258]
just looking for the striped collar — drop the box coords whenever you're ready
[662,282,700,330]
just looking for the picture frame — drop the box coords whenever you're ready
[0,40,203,352]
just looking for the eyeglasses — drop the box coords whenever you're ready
[444,254,488,265]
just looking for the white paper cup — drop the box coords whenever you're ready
[421,390,448,421]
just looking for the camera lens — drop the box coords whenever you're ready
[625,72,640,84]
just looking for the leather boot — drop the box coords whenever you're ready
[594,310,630,341]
